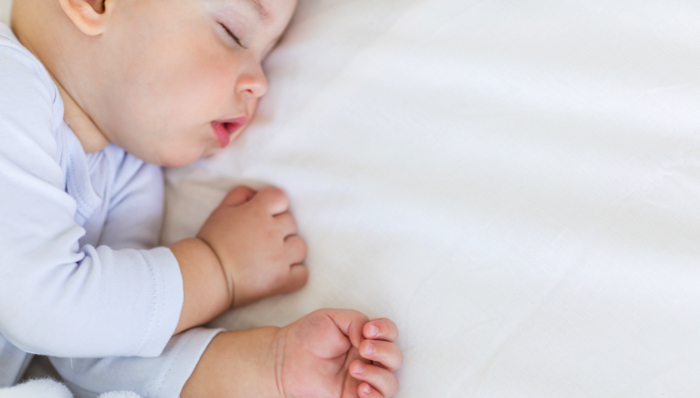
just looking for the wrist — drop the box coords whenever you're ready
[170,238,232,334]
[194,236,235,307]
[181,327,282,398]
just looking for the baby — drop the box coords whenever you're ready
[0,0,402,396]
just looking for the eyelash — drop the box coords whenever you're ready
[220,23,246,49]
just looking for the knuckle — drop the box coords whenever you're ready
[233,185,251,194]
[260,187,289,212]
[264,187,287,201]
[295,235,307,249]
[287,234,304,250]
[273,270,291,287]
[289,215,298,231]
[280,213,298,231]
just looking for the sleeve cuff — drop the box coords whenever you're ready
[144,328,224,398]
[58,328,224,398]
[130,247,184,358]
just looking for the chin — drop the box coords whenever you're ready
[157,147,205,168]
[200,147,221,159]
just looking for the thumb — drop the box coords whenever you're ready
[222,186,256,206]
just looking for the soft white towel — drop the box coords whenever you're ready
[0,380,72,398]
[0,380,140,398]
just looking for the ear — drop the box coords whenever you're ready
[58,0,111,36]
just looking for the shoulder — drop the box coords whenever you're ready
[0,23,60,117]
[0,23,66,176]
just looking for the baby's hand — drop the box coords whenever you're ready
[276,309,403,398]
[196,186,308,308]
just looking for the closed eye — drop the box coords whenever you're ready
[220,23,247,49]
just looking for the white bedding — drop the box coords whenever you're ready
[163,1,700,396]
[3,0,700,397]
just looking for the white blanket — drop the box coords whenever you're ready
[162,1,700,397]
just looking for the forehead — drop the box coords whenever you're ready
[205,0,296,25]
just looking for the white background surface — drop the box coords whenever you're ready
[3,0,700,396]
[163,1,700,396]
[0,0,10,25]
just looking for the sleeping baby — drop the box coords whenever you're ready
[0,0,402,396]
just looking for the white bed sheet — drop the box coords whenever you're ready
[163,1,700,396]
[3,0,700,396]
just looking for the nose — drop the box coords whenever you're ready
[236,62,268,99]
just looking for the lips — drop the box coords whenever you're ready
[212,116,249,148]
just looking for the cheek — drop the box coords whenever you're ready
[119,30,236,125]
[176,50,237,111]
[150,62,233,125]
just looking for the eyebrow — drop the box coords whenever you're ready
[243,0,270,22]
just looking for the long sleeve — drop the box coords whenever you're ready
[0,28,182,359]
[46,148,223,398]
[51,328,222,398]
[97,149,166,251]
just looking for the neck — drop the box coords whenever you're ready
[11,3,110,155]
[52,76,110,154]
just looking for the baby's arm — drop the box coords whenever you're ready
[182,309,403,398]
[170,186,309,334]
[50,185,310,395]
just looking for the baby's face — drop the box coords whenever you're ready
[92,0,297,167]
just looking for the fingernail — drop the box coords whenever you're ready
[363,342,376,356]
[355,361,366,374]
[363,384,372,394]
[368,324,379,338]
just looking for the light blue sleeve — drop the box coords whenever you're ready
[51,328,223,398]
[49,148,223,397]
[0,31,182,359]
[98,148,167,251]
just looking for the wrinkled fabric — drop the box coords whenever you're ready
[163,1,700,397]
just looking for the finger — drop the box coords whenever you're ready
[351,360,399,398]
[284,235,307,264]
[359,340,403,372]
[357,383,384,398]
[275,212,298,237]
[222,186,256,206]
[363,319,399,342]
[254,187,289,215]
[312,309,370,349]
[283,263,308,293]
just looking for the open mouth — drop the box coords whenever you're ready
[212,117,249,148]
